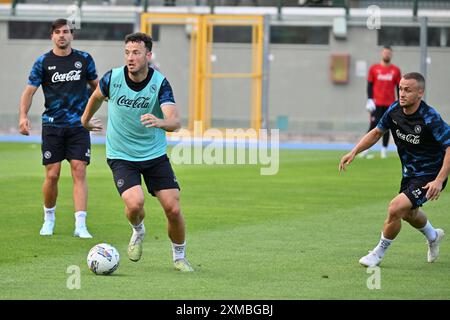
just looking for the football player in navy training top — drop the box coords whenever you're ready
[339,72,450,267]
[19,19,99,238]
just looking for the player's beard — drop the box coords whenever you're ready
[400,99,416,109]
[400,101,409,108]
[382,57,391,63]
[56,41,69,50]
[128,63,147,77]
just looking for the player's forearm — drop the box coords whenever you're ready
[161,117,181,132]
[81,97,103,127]
[367,82,374,99]
[19,91,33,119]
[435,147,450,184]
[351,129,383,156]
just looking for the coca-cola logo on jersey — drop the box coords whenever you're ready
[395,129,420,144]
[51,70,82,83]
[377,73,394,81]
[117,95,150,109]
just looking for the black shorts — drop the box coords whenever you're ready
[107,155,180,196]
[400,175,447,209]
[41,126,91,165]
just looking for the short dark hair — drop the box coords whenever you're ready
[51,19,73,34]
[125,32,153,52]
[383,45,392,51]
[402,72,426,90]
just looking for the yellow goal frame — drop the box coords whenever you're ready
[141,13,264,135]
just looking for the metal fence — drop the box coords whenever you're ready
[8,0,450,9]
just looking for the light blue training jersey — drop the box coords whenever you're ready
[105,66,167,161]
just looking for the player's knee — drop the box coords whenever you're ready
[127,201,144,214]
[387,201,405,220]
[71,163,86,179]
[164,204,181,220]
[46,171,60,183]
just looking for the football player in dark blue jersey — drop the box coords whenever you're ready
[340,72,450,267]
[18,19,99,238]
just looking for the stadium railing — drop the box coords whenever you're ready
[8,1,450,15]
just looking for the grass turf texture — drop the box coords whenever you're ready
[0,142,449,299]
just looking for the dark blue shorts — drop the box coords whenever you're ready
[41,126,91,165]
[107,155,180,196]
[400,175,447,209]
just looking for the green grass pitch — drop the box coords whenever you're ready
[0,142,449,299]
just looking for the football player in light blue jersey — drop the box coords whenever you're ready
[82,32,193,272]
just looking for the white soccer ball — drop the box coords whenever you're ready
[87,243,120,275]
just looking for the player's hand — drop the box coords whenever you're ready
[19,117,31,136]
[84,117,103,132]
[141,113,164,128]
[366,99,376,113]
[339,152,356,172]
[423,180,443,201]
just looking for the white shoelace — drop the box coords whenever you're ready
[130,232,144,246]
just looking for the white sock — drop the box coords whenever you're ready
[373,233,393,258]
[418,221,437,242]
[75,211,87,228]
[44,206,55,222]
[131,221,145,234]
[172,241,186,261]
